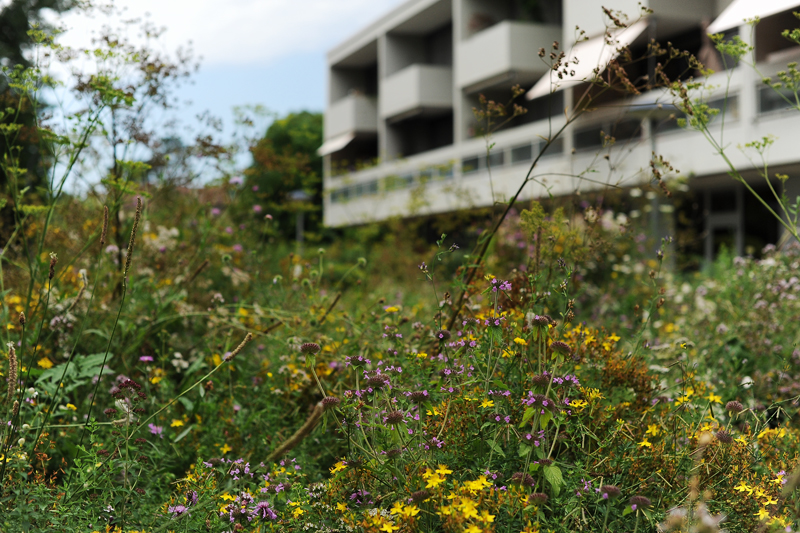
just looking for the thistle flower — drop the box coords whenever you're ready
[300,342,321,354]
[435,330,451,341]
[535,315,551,327]
[48,252,58,280]
[715,430,733,444]
[407,390,428,403]
[321,396,340,410]
[550,341,571,355]
[726,400,744,413]
[365,375,389,390]
[18,312,25,326]
[600,485,621,499]
[531,373,550,387]
[629,495,651,509]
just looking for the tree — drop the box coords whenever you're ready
[243,111,323,240]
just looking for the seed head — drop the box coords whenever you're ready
[715,430,733,444]
[408,390,428,403]
[601,485,621,499]
[530,492,549,504]
[435,330,451,341]
[726,401,744,413]
[300,342,321,354]
[385,410,405,425]
[7,343,17,402]
[48,252,58,280]
[123,197,143,278]
[410,490,430,503]
[18,312,25,326]
[531,373,550,387]
[321,396,340,410]
[99,205,109,248]
[365,375,389,390]
[509,472,536,487]
[629,495,652,509]
[538,458,553,467]
[550,341,571,355]
[224,333,254,362]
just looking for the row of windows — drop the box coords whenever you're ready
[329,85,800,203]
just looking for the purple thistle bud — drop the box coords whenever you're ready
[550,341,571,355]
[300,342,321,354]
[530,492,549,504]
[726,400,744,413]
[629,495,651,509]
[601,485,621,499]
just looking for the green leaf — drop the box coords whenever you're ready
[518,443,532,458]
[540,410,552,429]
[486,439,505,457]
[543,465,563,497]
[178,397,194,412]
[173,425,193,443]
[623,506,634,516]
[519,407,536,428]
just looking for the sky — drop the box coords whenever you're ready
[48,0,406,141]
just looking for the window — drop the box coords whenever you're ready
[511,144,532,164]
[759,85,797,115]
[574,119,641,151]
[462,156,481,174]
[487,151,505,169]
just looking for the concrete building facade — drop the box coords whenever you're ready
[320,0,800,260]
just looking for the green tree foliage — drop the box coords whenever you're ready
[243,111,323,240]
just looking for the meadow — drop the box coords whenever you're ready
[3,6,800,533]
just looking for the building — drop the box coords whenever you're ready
[320,0,800,260]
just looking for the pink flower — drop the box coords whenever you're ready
[253,205,262,213]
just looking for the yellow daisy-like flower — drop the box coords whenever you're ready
[384,306,399,313]
[336,502,347,512]
[480,399,494,409]
[220,444,232,454]
[416,352,428,358]
[436,464,453,476]
[513,337,528,346]
[37,357,53,369]
[638,439,652,448]
[170,419,184,427]
[464,476,493,491]
[645,424,660,436]
[734,481,753,495]
[330,460,347,474]
[65,403,77,411]
[464,525,483,533]
[755,508,770,521]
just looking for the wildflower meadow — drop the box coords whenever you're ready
[3,4,800,533]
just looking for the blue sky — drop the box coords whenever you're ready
[51,0,406,141]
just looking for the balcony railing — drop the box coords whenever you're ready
[324,94,378,139]
[380,64,453,120]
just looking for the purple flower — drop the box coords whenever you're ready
[148,423,163,438]
[253,205,263,213]
[168,504,188,517]
[232,244,243,252]
[225,226,233,235]
[139,355,153,362]
[211,208,221,216]
[253,500,277,520]
[230,176,243,185]
[252,185,259,191]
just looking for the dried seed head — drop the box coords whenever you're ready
[529,492,549,504]
[531,373,550,387]
[550,341,571,355]
[300,342,321,354]
[601,485,621,499]
[629,495,652,509]
[18,312,25,326]
[534,315,551,327]
[224,333,254,362]
[385,410,405,425]
[538,458,553,467]
[715,430,733,444]
[12,400,19,417]
[726,401,744,413]
[321,396,340,410]
[100,205,109,248]
[124,197,143,277]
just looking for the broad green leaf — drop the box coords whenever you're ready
[540,410,552,429]
[518,443,532,458]
[486,439,505,457]
[173,425,193,443]
[543,465,563,496]
[519,407,536,428]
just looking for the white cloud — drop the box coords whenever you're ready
[51,0,405,67]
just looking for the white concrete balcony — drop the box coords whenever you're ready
[457,21,561,93]
[324,94,378,139]
[380,64,453,120]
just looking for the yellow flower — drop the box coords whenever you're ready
[464,525,483,533]
[379,521,399,531]
[608,333,621,342]
[763,496,778,506]
[438,505,452,516]
[336,502,347,512]
[293,507,305,518]
[427,407,441,416]
[464,476,492,491]
[220,444,232,454]
[426,473,446,489]
[480,399,494,409]
[513,337,528,346]
[584,335,596,345]
[330,460,347,474]
[170,419,184,427]
[400,505,420,518]
[416,352,428,358]
[735,435,748,445]
[479,510,495,523]
[220,492,236,501]
[734,481,753,495]
[645,424,660,437]
[37,357,53,369]
[570,399,588,410]
[391,501,404,515]
[706,393,722,404]
[755,508,770,521]
[638,439,652,448]
[65,403,77,411]
[384,306,399,313]
[436,464,453,476]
